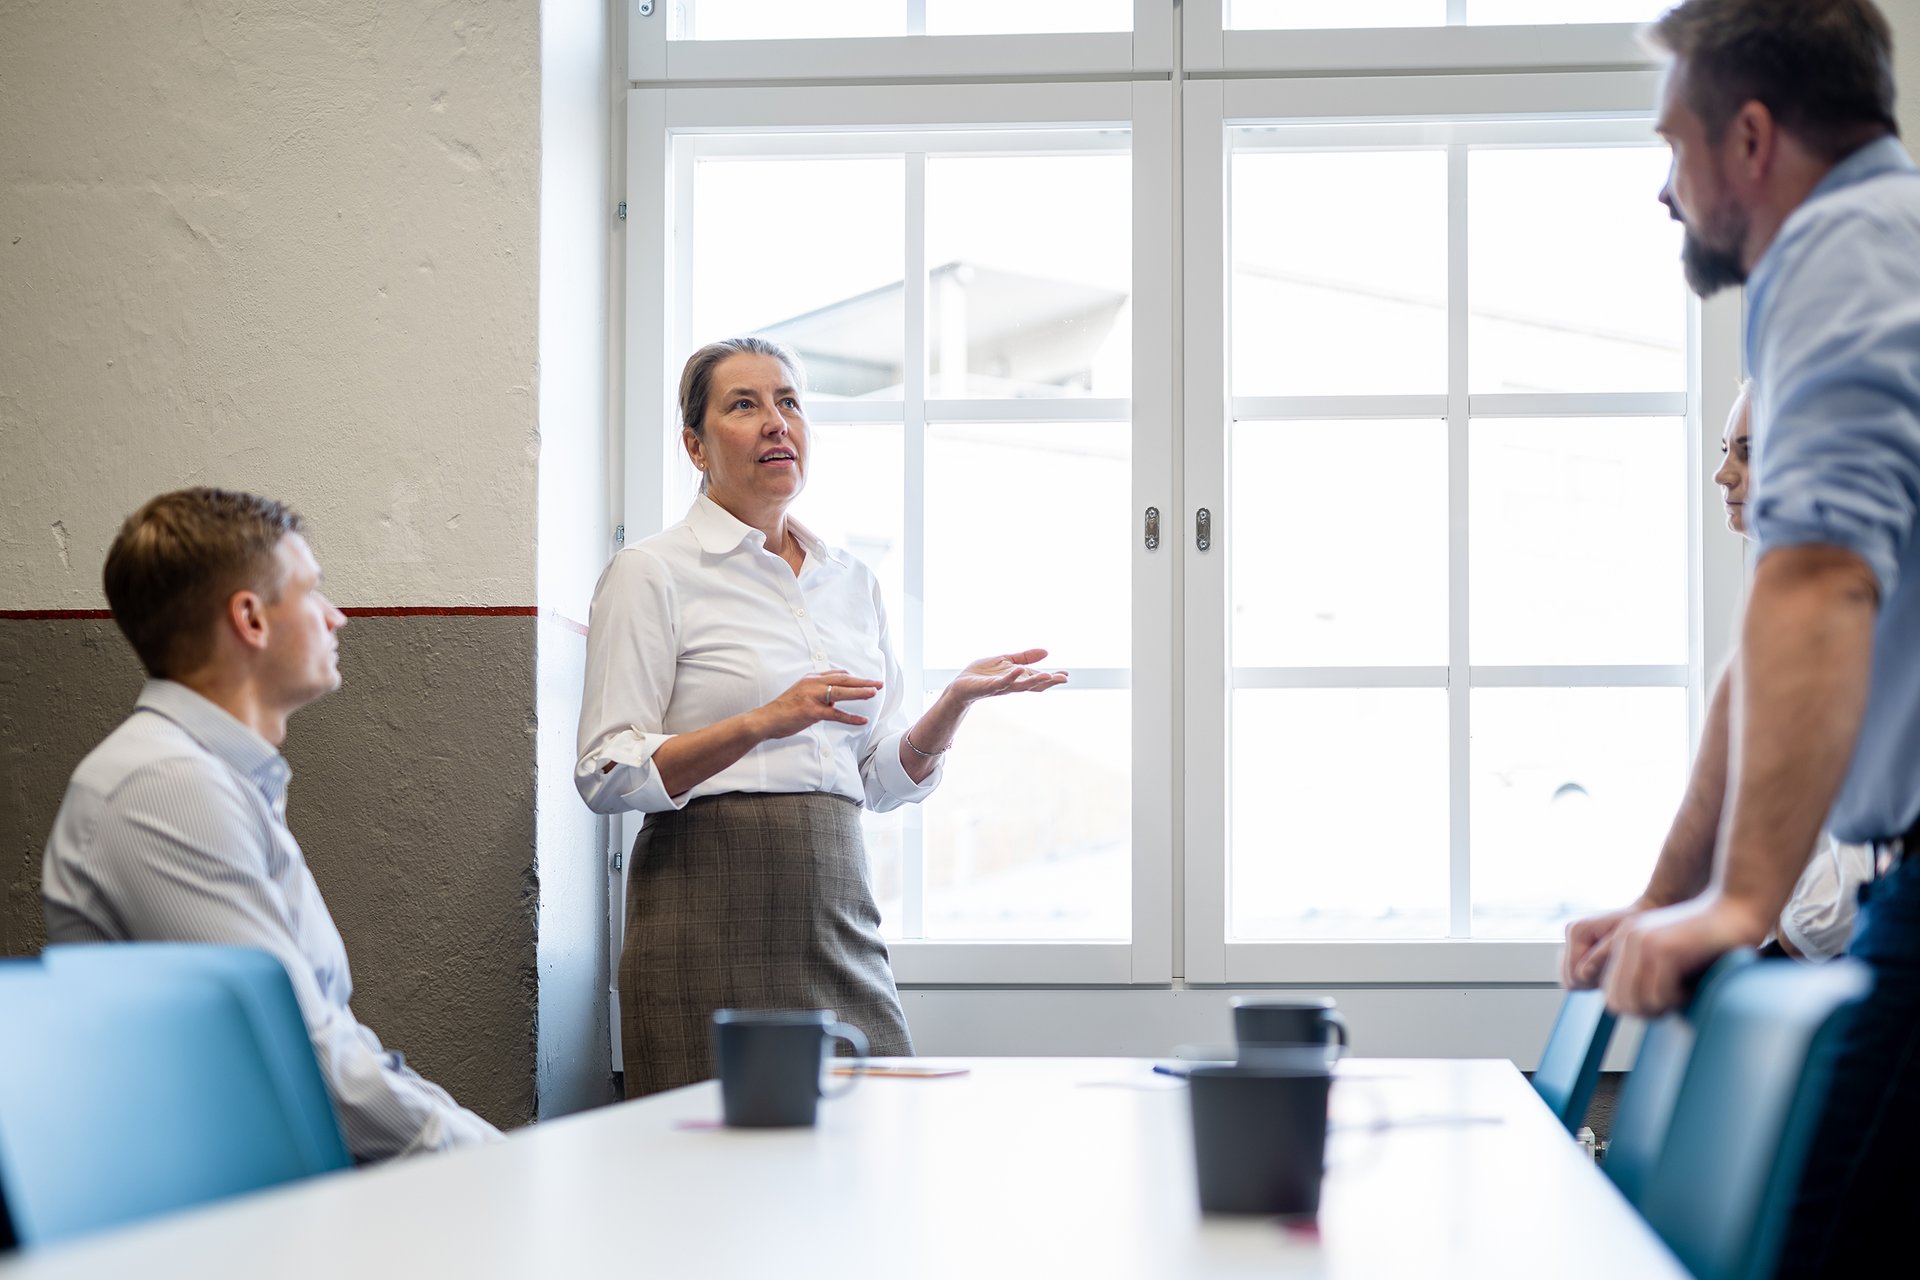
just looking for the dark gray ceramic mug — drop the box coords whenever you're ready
[1188,1062,1332,1217]
[711,1009,869,1128]
[1231,998,1350,1061]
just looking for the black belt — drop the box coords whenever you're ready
[1870,813,1920,878]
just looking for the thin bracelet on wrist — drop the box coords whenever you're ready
[902,727,949,759]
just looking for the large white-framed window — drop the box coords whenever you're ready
[623,80,1176,987]
[617,5,1748,1000]
[1181,66,1745,985]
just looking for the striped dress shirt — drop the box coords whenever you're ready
[40,680,501,1161]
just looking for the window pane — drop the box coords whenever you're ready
[692,155,905,401]
[926,0,1130,35]
[864,807,907,940]
[1468,0,1668,22]
[1471,688,1687,938]
[1231,689,1449,939]
[1230,419,1447,666]
[1230,0,1443,28]
[1469,417,1686,666]
[793,422,907,643]
[1231,148,1447,396]
[924,691,1130,939]
[1230,0,1663,26]
[683,0,905,39]
[924,422,1131,670]
[925,153,1131,398]
[681,0,1129,39]
[1469,147,1684,394]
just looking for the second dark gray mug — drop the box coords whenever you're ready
[1232,998,1350,1060]
[1188,1063,1332,1217]
[711,1009,869,1128]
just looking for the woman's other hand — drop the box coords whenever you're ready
[755,669,882,739]
[946,648,1069,704]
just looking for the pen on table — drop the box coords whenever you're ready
[1151,1063,1189,1080]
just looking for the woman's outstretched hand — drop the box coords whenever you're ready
[946,648,1070,704]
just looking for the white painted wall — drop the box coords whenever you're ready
[0,0,539,607]
[536,0,617,1117]
[901,985,1619,1071]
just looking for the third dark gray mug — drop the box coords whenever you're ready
[1232,998,1350,1060]
[711,1009,868,1128]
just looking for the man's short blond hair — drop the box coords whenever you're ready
[103,488,304,678]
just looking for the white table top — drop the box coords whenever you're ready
[0,1058,1685,1279]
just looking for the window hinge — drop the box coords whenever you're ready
[614,849,623,871]
[616,201,628,222]
[614,523,626,546]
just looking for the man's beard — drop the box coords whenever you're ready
[1679,204,1750,298]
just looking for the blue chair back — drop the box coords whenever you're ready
[1604,949,1754,1208]
[1533,986,1617,1132]
[0,944,349,1248]
[41,944,349,1176]
[1638,957,1872,1280]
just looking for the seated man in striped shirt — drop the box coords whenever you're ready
[40,487,499,1161]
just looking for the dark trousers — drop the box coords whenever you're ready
[1776,854,1920,1277]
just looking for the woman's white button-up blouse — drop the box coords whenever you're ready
[574,495,941,816]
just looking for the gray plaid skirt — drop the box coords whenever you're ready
[618,791,914,1097]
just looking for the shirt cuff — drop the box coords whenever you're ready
[591,728,688,814]
[1752,505,1900,599]
[871,729,943,805]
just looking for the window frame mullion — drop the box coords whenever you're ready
[1446,140,1472,941]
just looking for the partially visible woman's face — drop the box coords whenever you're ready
[1714,386,1752,538]
[684,352,809,514]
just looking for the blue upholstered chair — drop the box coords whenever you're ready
[1532,986,1617,1133]
[1602,948,1755,1209]
[1636,957,1872,1280]
[41,943,349,1177]
[0,944,350,1249]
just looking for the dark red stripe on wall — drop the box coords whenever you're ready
[1,606,542,621]
[339,606,539,619]
[0,609,113,620]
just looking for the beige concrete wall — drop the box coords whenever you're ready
[1889,0,1920,145]
[0,0,539,608]
[0,0,553,1129]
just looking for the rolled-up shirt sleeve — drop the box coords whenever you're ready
[86,761,500,1161]
[576,548,688,815]
[1750,210,1920,596]
[859,574,943,812]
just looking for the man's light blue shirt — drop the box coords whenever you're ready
[41,680,500,1159]
[1747,135,1920,842]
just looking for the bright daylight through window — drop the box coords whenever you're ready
[637,1,1720,979]
[685,136,1134,942]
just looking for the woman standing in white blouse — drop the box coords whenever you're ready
[1713,379,1871,962]
[576,337,1066,1096]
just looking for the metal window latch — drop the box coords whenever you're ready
[1143,506,1160,551]
[1195,508,1212,552]
[616,201,627,221]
